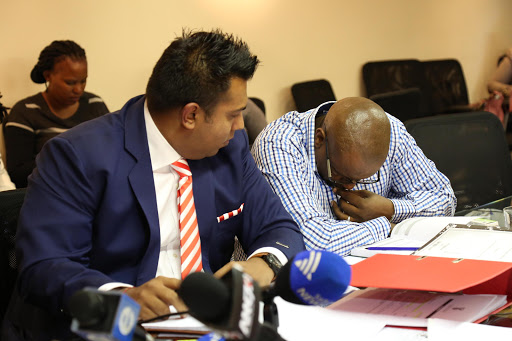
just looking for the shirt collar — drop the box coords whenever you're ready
[305,101,335,173]
[144,100,181,172]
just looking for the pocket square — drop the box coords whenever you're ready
[217,203,244,223]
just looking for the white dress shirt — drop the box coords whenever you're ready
[144,101,183,279]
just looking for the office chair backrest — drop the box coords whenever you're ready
[291,79,336,112]
[405,112,512,211]
[362,59,430,115]
[248,97,265,115]
[0,188,26,324]
[362,59,423,95]
[370,88,422,122]
[421,59,469,114]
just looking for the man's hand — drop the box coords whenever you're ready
[123,276,187,321]
[214,257,274,287]
[332,189,394,223]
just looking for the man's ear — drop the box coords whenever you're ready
[314,127,326,148]
[181,102,200,130]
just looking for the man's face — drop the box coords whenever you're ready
[192,77,247,158]
[317,131,382,190]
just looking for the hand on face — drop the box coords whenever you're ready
[331,189,394,223]
[123,276,187,321]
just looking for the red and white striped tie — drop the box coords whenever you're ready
[171,159,203,279]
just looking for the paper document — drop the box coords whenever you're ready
[329,288,507,327]
[427,318,512,341]
[142,315,210,335]
[275,297,387,340]
[350,216,486,258]
[414,227,512,262]
[376,327,428,341]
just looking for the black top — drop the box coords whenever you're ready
[3,91,109,187]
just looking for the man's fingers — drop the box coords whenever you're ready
[159,290,187,312]
[213,261,236,279]
[159,277,181,290]
[338,190,368,206]
[126,276,187,320]
[331,200,348,220]
[156,277,187,311]
[127,286,171,319]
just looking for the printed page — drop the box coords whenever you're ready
[329,288,507,328]
[276,297,387,341]
[376,327,428,341]
[350,237,424,258]
[142,315,210,334]
[390,216,476,241]
[414,228,512,262]
[350,216,476,258]
[428,318,512,340]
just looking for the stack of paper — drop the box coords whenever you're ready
[329,288,507,327]
[142,315,210,337]
[350,216,477,258]
[414,226,512,262]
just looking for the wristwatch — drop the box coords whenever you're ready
[259,253,283,279]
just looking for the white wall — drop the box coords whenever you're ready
[1,0,512,122]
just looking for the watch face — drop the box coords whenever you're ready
[264,254,282,276]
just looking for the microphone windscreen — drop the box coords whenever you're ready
[285,250,351,306]
[68,290,107,327]
[273,260,304,305]
[179,272,231,323]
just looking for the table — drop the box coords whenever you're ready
[455,195,512,327]
[455,195,512,227]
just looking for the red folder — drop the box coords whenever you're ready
[350,254,512,296]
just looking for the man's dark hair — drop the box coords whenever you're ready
[30,40,86,84]
[146,29,259,115]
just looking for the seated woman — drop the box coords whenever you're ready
[487,47,512,97]
[3,40,109,188]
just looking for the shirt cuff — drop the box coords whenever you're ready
[389,199,416,223]
[247,247,288,265]
[98,282,133,292]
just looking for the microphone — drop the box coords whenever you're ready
[267,250,351,306]
[68,287,152,341]
[178,265,285,341]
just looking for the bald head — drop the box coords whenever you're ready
[324,97,390,163]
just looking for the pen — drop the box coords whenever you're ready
[365,246,419,251]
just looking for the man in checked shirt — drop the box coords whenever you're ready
[252,97,456,256]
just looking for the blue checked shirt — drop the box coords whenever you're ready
[252,102,456,256]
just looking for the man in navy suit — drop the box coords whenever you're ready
[4,30,305,340]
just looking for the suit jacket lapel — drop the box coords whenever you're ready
[124,96,161,283]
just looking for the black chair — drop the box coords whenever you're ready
[362,59,431,116]
[249,97,265,115]
[362,59,422,96]
[421,59,471,115]
[370,88,422,122]
[291,79,336,112]
[405,112,512,212]
[0,188,26,324]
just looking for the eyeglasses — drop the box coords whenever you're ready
[325,135,380,187]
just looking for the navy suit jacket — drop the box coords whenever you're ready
[7,95,304,339]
